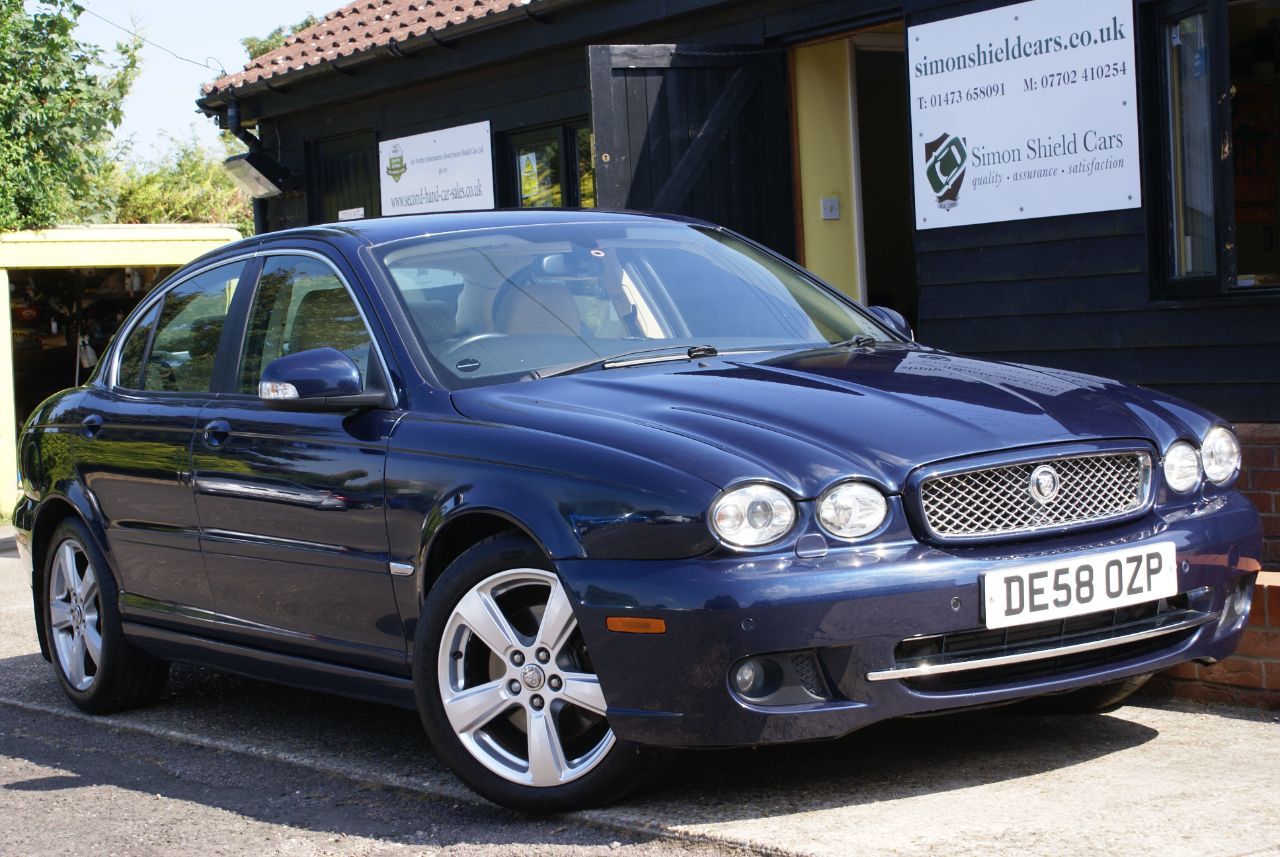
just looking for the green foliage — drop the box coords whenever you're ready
[241,14,319,60]
[0,0,139,231]
[113,134,253,237]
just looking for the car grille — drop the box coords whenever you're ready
[918,451,1152,542]
[890,593,1208,693]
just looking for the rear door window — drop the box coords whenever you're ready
[142,262,247,393]
[114,302,161,390]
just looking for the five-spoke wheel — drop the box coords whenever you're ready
[47,538,102,692]
[40,517,169,713]
[415,533,668,811]
[438,567,614,788]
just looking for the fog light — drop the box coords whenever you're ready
[1231,577,1254,621]
[1220,574,1257,632]
[734,659,762,695]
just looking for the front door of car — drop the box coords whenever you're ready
[78,259,253,621]
[190,253,405,673]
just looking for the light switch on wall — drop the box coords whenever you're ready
[820,196,840,220]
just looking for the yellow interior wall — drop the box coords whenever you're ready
[792,40,863,302]
[0,269,14,516]
[0,225,240,517]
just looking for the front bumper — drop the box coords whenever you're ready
[558,491,1263,748]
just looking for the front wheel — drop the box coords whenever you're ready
[414,533,669,811]
[1017,673,1153,715]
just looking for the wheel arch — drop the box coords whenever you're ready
[418,509,553,604]
[29,489,110,662]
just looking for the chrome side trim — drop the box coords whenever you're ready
[866,611,1217,682]
[389,561,415,576]
[195,476,346,510]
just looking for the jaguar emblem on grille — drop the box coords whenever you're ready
[1029,464,1061,505]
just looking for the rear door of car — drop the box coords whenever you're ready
[190,248,405,673]
[78,257,256,623]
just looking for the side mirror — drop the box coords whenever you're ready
[867,306,914,341]
[258,347,392,412]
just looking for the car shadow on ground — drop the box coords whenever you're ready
[0,651,1161,841]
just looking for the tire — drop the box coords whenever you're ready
[1017,673,1153,715]
[40,517,169,714]
[413,532,670,811]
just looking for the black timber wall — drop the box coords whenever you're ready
[240,0,1280,423]
[249,0,902,232]
[907,0,1280,424]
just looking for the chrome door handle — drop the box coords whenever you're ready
[201,419,231,449]
[81,414,103,439]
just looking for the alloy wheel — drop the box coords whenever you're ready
[48,538,102,692]
[437,567,614,787]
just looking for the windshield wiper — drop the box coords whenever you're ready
[763,335,878,365]
[525,344,719,380]
[830,334,877,349]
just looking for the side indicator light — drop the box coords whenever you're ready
[605,616,667,634]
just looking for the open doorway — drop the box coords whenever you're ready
[791,22,916,328]
[9,265,174,426]
[851,26,917,328]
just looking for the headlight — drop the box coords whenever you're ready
[1201,426,1241,485]
[1163,441,1201,493]
[710,483,795,547]
[817,481,888,539]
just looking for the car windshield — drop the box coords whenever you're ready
[370,220,893,388]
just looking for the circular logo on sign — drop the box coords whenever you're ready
[1029,464,1060,505]
[520,664,545,691]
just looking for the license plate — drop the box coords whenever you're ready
[982,541,1178,630]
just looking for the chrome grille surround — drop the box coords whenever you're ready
[913,445,1154,544]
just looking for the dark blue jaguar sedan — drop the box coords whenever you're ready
[14,210,1262,810]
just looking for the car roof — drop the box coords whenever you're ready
[230,209,704,252]
[333,208,700,245]
[173,209,716,284]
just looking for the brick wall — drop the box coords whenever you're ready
[1146,426,1279,708]
[1146,573,1280,709]
[1239,423,1280,571]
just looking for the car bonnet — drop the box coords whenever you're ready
[449,345,1200,497]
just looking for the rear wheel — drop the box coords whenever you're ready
[41,517,169,713]
[1018,673,1153,715]
[414,533,669,811]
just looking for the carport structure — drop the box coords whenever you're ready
[0,224,241,512]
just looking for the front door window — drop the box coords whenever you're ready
[237,255,373,393]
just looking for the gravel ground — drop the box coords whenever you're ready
[1,533,1278,857]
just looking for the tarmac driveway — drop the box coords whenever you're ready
[1,538,1277,857]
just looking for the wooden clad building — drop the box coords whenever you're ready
[198,0,1280,568]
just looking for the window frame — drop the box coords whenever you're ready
[1145,0,1238,298]
[501,119,594,209]
[107,255,261,397]
[219,249,399,404]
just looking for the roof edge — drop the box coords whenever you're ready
[199,0,557,108]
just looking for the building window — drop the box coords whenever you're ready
[506,122,595,209]
[1167,11,1217,279]
[576,125,596,209]
[1229,0,1280,290]
[1151,0,1280,297]
[513,130,564,208]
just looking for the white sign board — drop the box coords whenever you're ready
[379,121,495,215]
[908,0,1141,229]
